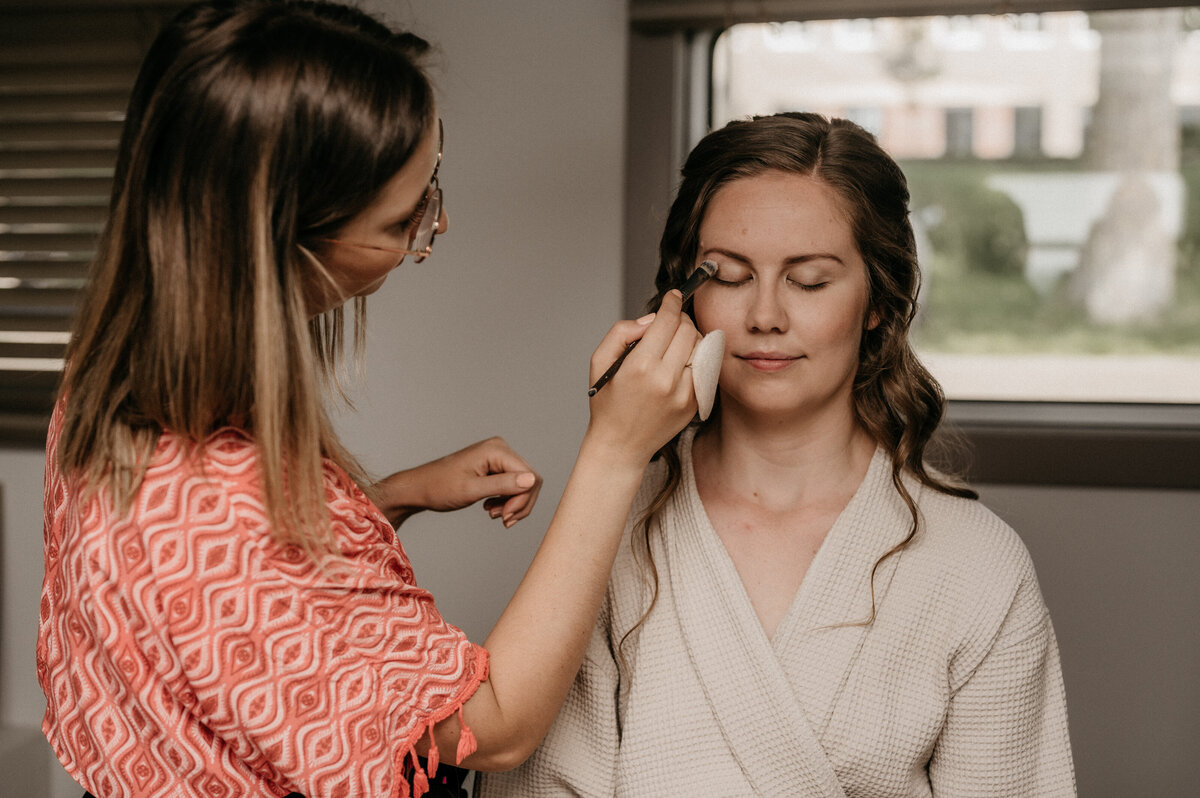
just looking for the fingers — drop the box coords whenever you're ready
[664,315,700,413]
[471,437,542,527]
[588,290,689,387]
[661,308,698,371]
[635,289,685,358]
[484,480,542,528]
[584,292,698,463]
[589,311,657,384]
[482,486,540,527]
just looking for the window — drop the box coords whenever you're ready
[0,4,171,445]
[710,9,1200,407]
[628,0,1200,488]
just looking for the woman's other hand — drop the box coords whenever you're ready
[375,438,542,528]
[585,289,699,466]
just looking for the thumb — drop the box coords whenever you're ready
[471,470,537,500]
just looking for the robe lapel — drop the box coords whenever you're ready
[663,429,849,798]
[771,448,917,739]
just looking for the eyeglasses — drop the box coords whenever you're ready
[321,119,444,265]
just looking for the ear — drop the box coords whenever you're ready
[865,309,881,331]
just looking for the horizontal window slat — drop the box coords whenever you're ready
[0,204,108,224]
[0,330,71,344]
[0,41,144,68]
[0,262,92,280]
[0,357,64,372]
[0,176,113,197]
[0,372,61,413]
[0,369,63,393]
[0,340,67,359]
[0,120,125,141]
[0,91,130,116]
[0,248,93,260]
[0,65,140,90]
[0,231,102,250]
[0,274,88,289]
[0,110,124,127]
[0,139,119,151]
[0,9,166,43]
[0,310,76,331]
[0,285,82,308]
[0,222,105,235]
[0,166,113,179]
[0,148,118,171]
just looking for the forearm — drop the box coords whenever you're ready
[422,291,696,769]
[433,433,646,770]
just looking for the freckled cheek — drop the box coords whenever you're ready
[804,302,861,338]
[691,293,742,335]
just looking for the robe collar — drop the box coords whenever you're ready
[662,426,917,793]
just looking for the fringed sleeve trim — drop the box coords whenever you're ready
[393,644,489,798]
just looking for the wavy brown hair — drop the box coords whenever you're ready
[624,113,977,646]
[57,0,434,554]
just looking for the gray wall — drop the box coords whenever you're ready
[979,483,1200,796]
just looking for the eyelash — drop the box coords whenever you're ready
[402,196,430,229]
[711,276,828,292]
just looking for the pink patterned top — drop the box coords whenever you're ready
[38,403,488,798]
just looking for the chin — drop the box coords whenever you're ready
[354,278,389,299]
[723,385,851,420]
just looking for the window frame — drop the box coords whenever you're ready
[623,11,1200,491]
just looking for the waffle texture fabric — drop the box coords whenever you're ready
[38,402,487,798]
[479,426,1075,797]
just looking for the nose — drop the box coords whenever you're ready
[746,281,788,333]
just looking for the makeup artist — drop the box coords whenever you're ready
[36,1,698,796]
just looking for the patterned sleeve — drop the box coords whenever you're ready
[929,571,1077,797]
[475,596,620,797]
[46,427,488,798]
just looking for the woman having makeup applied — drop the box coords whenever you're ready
[37,2,699,796]
[479,113,1076,797]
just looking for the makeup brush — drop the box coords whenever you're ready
[588,259,718,396]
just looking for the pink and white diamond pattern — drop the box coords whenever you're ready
[38,405,487,797]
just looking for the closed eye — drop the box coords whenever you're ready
[788,278,828,292]
[712,275,752,287]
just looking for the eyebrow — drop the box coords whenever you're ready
[701,246,846,268]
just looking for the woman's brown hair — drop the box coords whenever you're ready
[626,112,977,645]
[57,0,434,553]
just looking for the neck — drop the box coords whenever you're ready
[694,398,876,513]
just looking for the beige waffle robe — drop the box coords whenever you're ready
[478,426,1076,797]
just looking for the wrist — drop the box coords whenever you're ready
[578,425,657,476]
[374,469,429,527]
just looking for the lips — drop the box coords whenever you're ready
[736,351,802,372]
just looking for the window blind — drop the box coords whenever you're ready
[0,4,173,445]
